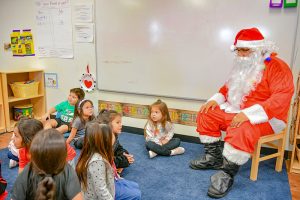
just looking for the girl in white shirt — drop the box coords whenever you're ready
[144,99,185,158]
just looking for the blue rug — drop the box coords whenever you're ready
[0,132,291,200]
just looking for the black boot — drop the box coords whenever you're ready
[189,141,223,170]
[207,158,240,198]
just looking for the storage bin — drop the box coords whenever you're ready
[10,81,39,98]
[13,104,33,120]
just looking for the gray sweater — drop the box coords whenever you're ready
[84,153,115,200]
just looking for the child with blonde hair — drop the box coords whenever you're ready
[144,99,185,158]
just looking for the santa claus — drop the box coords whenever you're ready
[190,28,294,198]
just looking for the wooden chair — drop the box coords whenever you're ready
[250,126,287,181]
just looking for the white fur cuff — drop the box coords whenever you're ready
[208,93,225,105]
[242,104,268,124]
[199,135,220,144]
[223,142,250,165]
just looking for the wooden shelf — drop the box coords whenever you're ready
[8,94,44,103]
[10,116,42,129]
[290,158,300,174]
[297,135,300,139]
[0,74,5,133]
[1,70,45,132]
[9,120,17,129]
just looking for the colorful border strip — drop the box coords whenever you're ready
[98,100,197,126]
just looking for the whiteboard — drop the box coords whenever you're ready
[95,0,298,100]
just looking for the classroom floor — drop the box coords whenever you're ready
[0,132,299,200]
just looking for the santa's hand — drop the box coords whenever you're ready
[230,112,249,128]
[200,100,218,113]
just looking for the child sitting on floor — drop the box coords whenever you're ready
[12,117,76,173]
[66,99,95,148]
[76,122,141,200]
[11,129,83,200]
[144,99,185,158]
[97,109,134,174]
[42,88,85,133]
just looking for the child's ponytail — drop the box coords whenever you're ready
[35,176,56,200]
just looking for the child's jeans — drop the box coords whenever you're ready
[7,140,19,162]
[7,151,19,162]
[115,179,141,200]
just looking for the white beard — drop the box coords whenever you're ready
[226,50,265,109]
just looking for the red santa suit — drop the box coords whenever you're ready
[197,52,294,164]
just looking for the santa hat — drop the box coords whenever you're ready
[230,28,265,51]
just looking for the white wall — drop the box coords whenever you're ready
[0,0,299,142]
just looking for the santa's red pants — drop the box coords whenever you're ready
[197,107,274,153]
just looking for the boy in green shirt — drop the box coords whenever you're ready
[42,88,85,133]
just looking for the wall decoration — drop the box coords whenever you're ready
[10,29,35,56]
[44,73,58,88]
[284,0,298,7]
[269,0,283,7]
[79,64,96,92]
[99,100,198,126]
[10,30,22,56]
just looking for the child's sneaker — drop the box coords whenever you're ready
[9,159,18,169]
[149,150,157,158]
[171,147,185,156]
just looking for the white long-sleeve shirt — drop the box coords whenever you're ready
[144,121,174,144]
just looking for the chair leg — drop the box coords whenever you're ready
[250,142,261,181]
[275,135,286,172]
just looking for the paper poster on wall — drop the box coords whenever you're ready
[10,29,35,56]
[74,3,93,22]
[75,23,94,42]
[44,73,58,88]
[35,0,73,58]
[10,30,22,56]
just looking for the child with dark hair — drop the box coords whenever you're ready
[12,117,43,174]
[11,129,83,200]
[42,88,85,133]
[76,122,141,200]
[66,99,95,148]
[97,109,134,174]
[13,117,76,173]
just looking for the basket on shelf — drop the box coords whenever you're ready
[10,81,39,98]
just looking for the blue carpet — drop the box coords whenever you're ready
[0,132,291,200]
